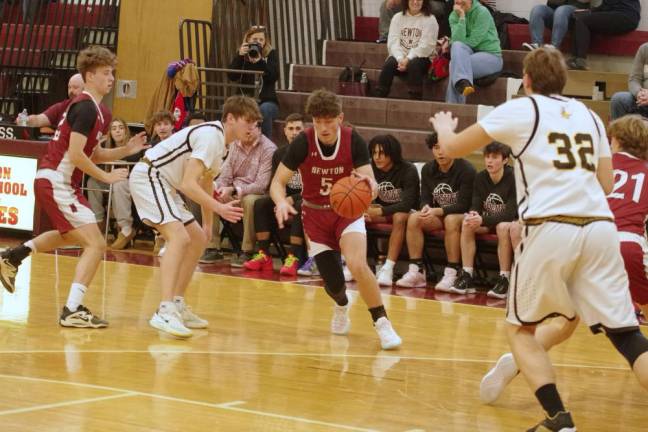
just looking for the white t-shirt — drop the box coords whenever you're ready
[479,94,613,220]
[143,121,226,190]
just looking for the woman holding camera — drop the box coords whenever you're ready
[228,25,279,139]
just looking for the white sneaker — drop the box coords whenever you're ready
[522,42,539,51]
[331,304,351,335]
[150,310,193,338]
[376,265,393,286]
[177,303,208,329]
[395,269,426,288]
[343,265,354,282]
[434,267,457,292]
[374,317,402,350]
[480,353,518,404]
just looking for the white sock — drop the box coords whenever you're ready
[408,263,420,273]
[159,301,176,314]
[121,226,133,237]
[66,283,87,311]
[501,271,511,279]
[173,296,185,309]
[445,267,457,277]
[25,240,36,253]
[382,259,395,271]
[463,267,474,276]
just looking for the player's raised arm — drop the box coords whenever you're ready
[430,111,493,159]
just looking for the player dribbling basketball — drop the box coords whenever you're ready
[271,89,401,350]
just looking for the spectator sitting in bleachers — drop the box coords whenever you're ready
[243,113,307,276]
[365,135,420,287]
[567,0,641,70]
[445,0,502,104]
[200,122,277,266]
[524,1,592,51]
[378,0,403,43]
[395,133,476,288]
[452,142,518,298]
[611,42,648,119]
[228,25,279,139]
[373,0,439,100]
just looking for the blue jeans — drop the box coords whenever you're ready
[445,42,503,104]
[610,92,638,120]
[260,101,279,139]
[529,4,576,47]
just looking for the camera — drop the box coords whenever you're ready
[425,130,438,149]
[247,42,262,59]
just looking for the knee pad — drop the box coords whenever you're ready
[606,328,648,367]
[315,250,345,297]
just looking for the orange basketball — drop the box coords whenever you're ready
[330,176,372,219]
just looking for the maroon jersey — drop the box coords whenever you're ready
[42,98,111,133]
[608,152,648,236]
[299,126,353,206]
[38,92,107,189]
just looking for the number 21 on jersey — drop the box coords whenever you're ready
[610,169,645,204]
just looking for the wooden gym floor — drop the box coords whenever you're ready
[0,252,646,431]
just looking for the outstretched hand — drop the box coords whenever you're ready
[274,200,297,229]
[126,132,150,156]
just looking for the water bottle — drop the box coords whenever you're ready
[360,72,368,85]
[17,109,28,127]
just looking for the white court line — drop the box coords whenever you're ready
[0,392,136,416]
[0,374,379,431]
[0,350,630,371]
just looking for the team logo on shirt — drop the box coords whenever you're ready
[433,183,457,207]
[377,182,402,203]
[484,193,506,216]
[400,27,422,51]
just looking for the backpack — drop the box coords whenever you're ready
[481,3,528,50]
[337,62,368,96]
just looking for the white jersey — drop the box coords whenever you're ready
[143,121,226,189]
[479,94,612,220]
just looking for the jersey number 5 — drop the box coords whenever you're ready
[320,177,333,196]
[548,133,595,172]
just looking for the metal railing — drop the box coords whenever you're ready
[194,67,263,120]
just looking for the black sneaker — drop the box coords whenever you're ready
[566,57,588,70]
[59,305,108,328]
[487,274,509,299]
[449,270,476,294]
[0,250,18,293]
[455,79,475,97]
[527,411,576,432]
[199,248,224,264]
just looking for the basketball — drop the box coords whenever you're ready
[330,176,372,219]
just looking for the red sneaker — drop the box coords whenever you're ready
[279,254,299,276]
[243,250,273,271]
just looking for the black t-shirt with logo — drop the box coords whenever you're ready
[420,158,476,214]
[471,165,517,227]
[372,160,420,216]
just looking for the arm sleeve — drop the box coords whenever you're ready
[478,98,535,155]
[628,44,648,96]
[420,163,433,208]
[470,173,485,214]
[262,49,279,84]
[451,8,494,49]
[388,14,407,60]
[351,130,371,168]
[381,164,421,215]
[281,133,308,171]
[67,100,97,137]
[409,16,439,59]
[271,146,284,177]
[227,55,245,82]
[443,162,475,215]
[238,142,276,196]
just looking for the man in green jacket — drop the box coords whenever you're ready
[445,0,502,104]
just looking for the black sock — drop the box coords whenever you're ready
[258,240,270,253]
[447,262,461,271]
[410,258,425,273]
[535,384,565,418]
[291,243,306,262]
[369,305,387,322]
[6,244,32,267]
[329,289,348,306]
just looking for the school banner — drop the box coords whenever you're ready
[0,155,38,231]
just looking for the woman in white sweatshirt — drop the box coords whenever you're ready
[373,0,439,100]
